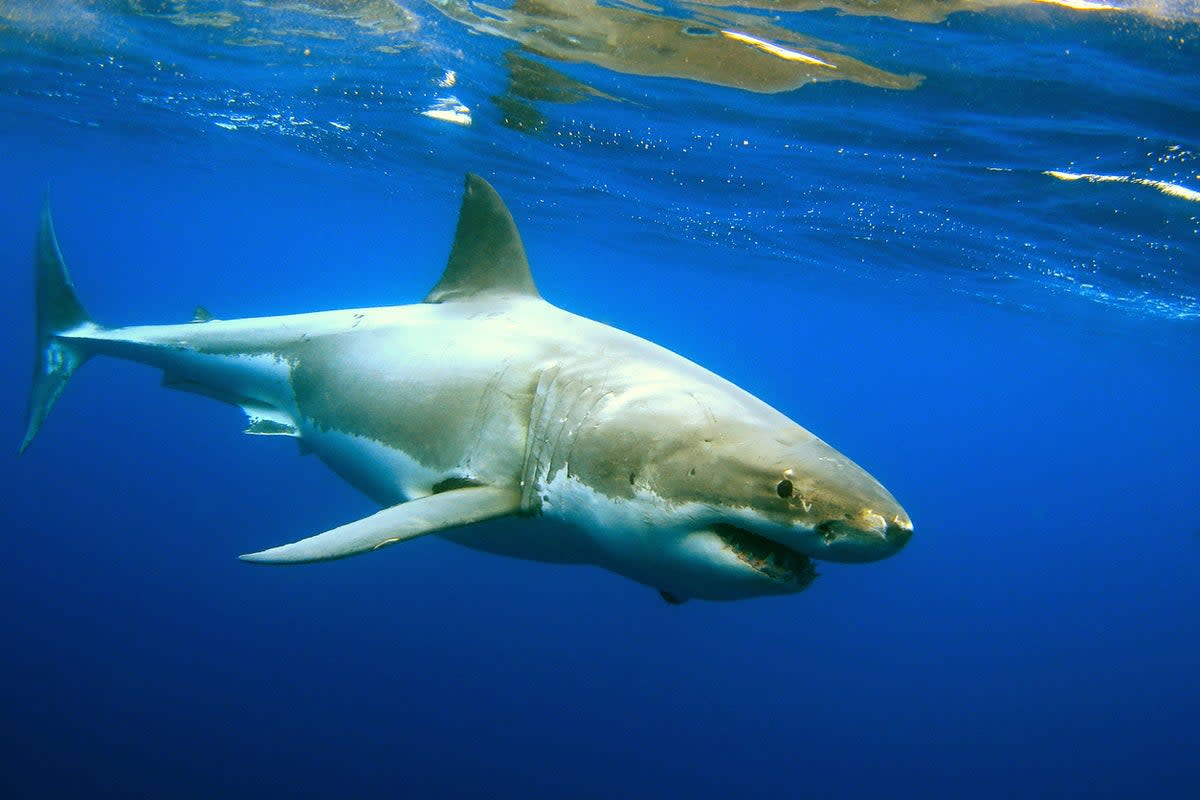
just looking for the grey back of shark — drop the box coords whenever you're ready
[21,174,912,602]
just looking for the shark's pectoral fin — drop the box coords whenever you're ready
[238,485,522,565]
[659,590,687,605]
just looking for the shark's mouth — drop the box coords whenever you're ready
[712,524,817,588]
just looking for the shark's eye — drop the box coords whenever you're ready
[776,479,794,498]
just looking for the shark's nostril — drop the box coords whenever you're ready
[859,511,888,538]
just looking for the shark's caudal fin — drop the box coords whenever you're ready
[423,173,542,304]
[19,197,98,454]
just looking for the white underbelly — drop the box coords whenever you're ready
[299,425,437,506]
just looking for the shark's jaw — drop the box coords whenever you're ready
[710,523,818,588]
[530,468,826,600]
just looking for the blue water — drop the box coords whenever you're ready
[2,2,1198,798]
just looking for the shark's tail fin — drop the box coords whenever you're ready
[19,197,97,454]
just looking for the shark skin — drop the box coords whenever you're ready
[20,174,912,602]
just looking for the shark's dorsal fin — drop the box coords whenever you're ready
[424,173,541,304]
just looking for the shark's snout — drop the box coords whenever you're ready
[887,512,914,546]
[813,507,913,562]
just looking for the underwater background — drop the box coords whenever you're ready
[1,2,1198,797]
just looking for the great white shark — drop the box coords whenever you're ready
[20,174,912,602]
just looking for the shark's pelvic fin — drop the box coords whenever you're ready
[159,374,299,437]
[423,173,541,304]
[20,195,98,454]
[239,485,523,564]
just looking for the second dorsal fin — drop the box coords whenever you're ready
[423,173,541,304]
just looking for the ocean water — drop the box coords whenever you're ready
[1,2,1198,798]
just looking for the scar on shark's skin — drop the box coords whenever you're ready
[19,174,912,603]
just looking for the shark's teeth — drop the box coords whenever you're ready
[712,524,817,587]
